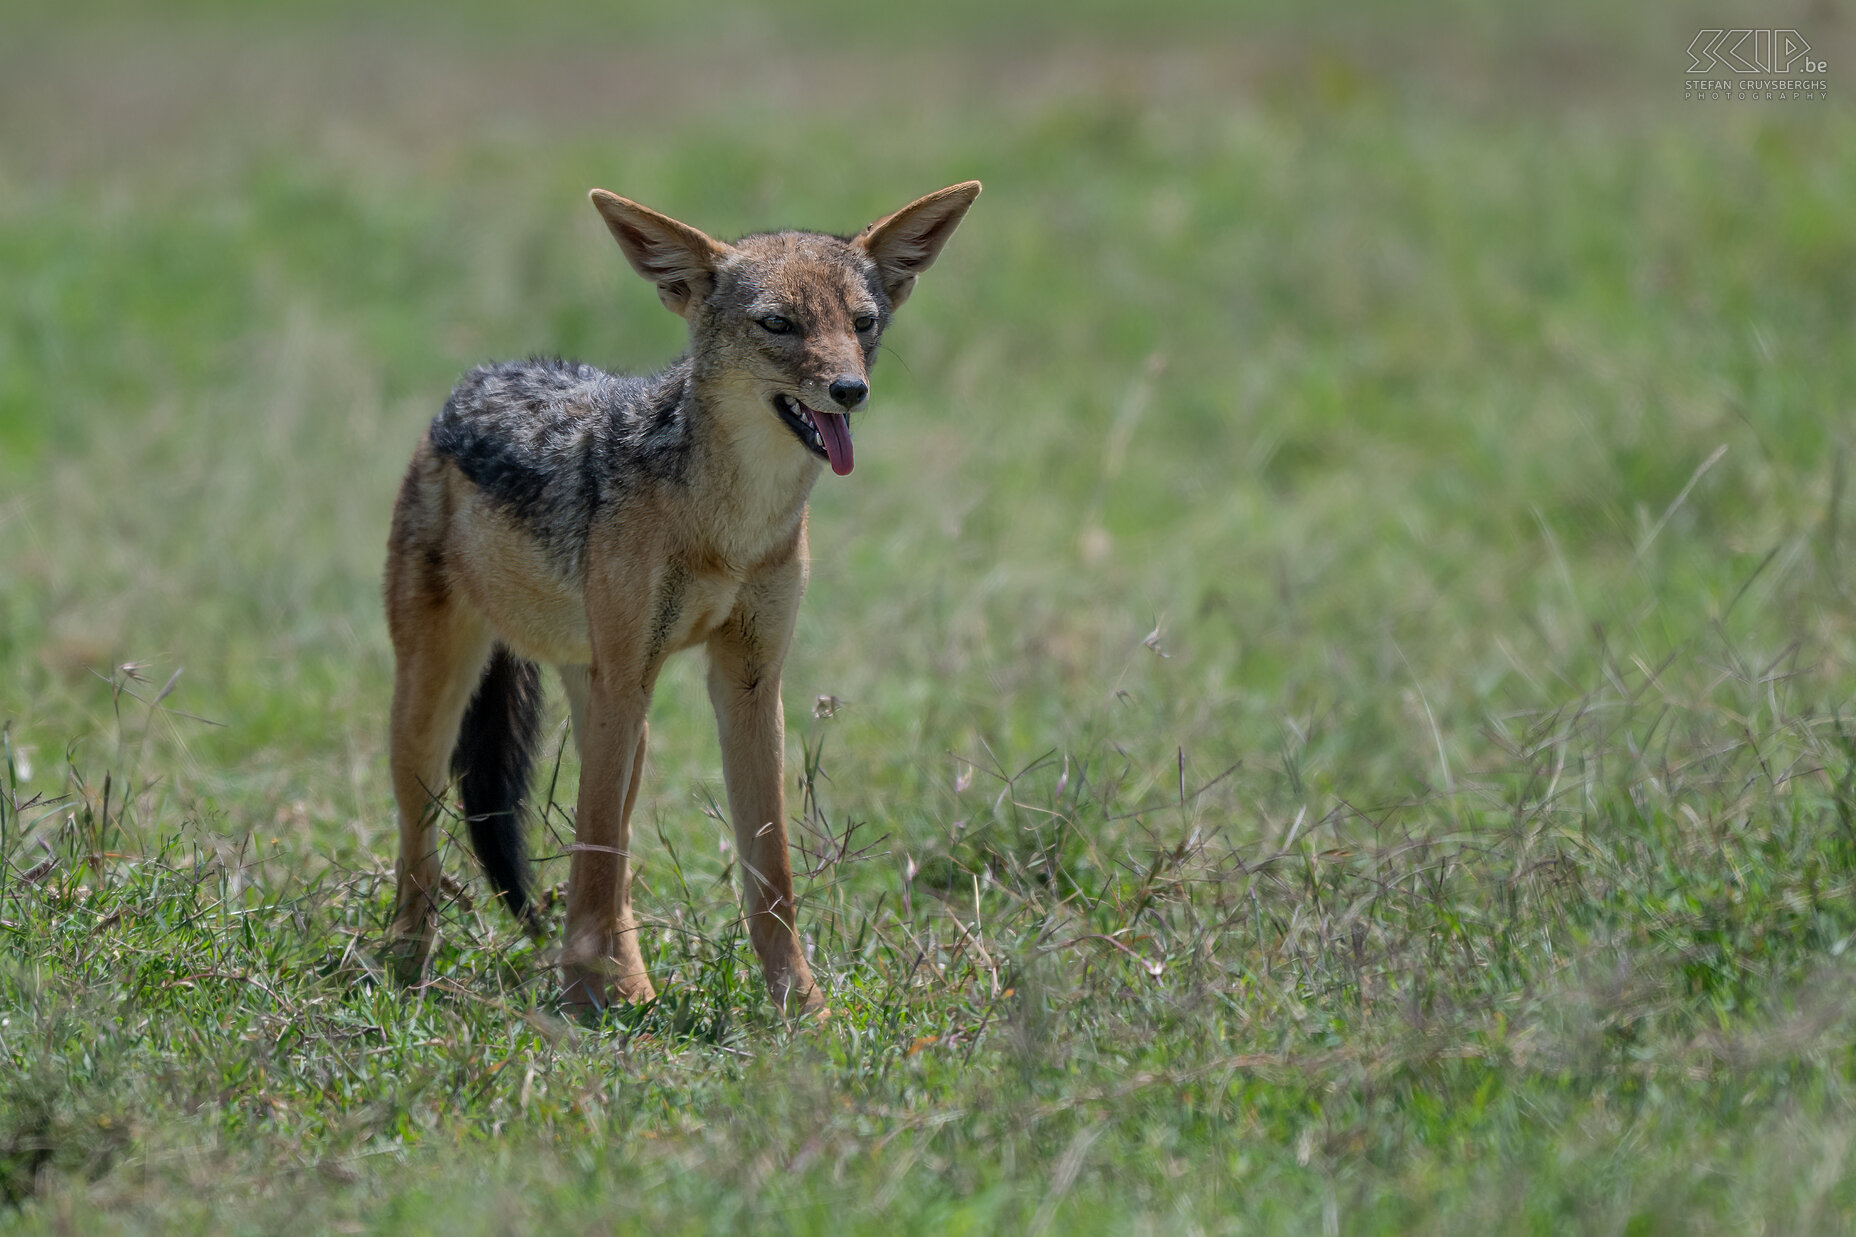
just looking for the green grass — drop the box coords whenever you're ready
[4,2,1856,1231]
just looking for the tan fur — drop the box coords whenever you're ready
[384,182,980,1017]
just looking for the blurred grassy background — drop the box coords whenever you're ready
[3,0,1856,1230]
[4,0,1849,834]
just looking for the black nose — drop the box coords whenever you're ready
[828,377,868,409]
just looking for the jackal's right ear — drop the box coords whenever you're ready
[589,190,732,317]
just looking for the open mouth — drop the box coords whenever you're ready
[772,393,855,476]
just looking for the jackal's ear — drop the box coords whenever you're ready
[855,181,981,309]
[589,190,732,317]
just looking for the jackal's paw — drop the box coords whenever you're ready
[382,921,435,988]
[560,964,657,1020]
[614,973,658,1006]
[774,973,829,1022]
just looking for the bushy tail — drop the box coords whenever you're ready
[452,644,544,928]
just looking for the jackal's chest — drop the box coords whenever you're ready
[660,568,744,653]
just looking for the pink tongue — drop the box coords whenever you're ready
[814,409,854,476]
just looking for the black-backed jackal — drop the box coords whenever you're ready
[383,182,980,1014]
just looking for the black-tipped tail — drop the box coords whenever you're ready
[452,644,544,927]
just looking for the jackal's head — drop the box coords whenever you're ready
[588,182,980,477]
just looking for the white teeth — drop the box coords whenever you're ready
[779,394,825,452]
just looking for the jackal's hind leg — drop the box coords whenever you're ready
[385,593,492,982]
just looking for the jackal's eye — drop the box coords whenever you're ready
[852,314,876,333]
[757,315,792,334]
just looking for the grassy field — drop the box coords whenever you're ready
[3,1,1855,1230]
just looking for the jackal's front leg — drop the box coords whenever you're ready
[707,554,823,1016]
[562,678,654,1013]
[562,538,669,1015]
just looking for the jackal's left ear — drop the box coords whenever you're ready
[589,190,732,317]
[855,181,981,309]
